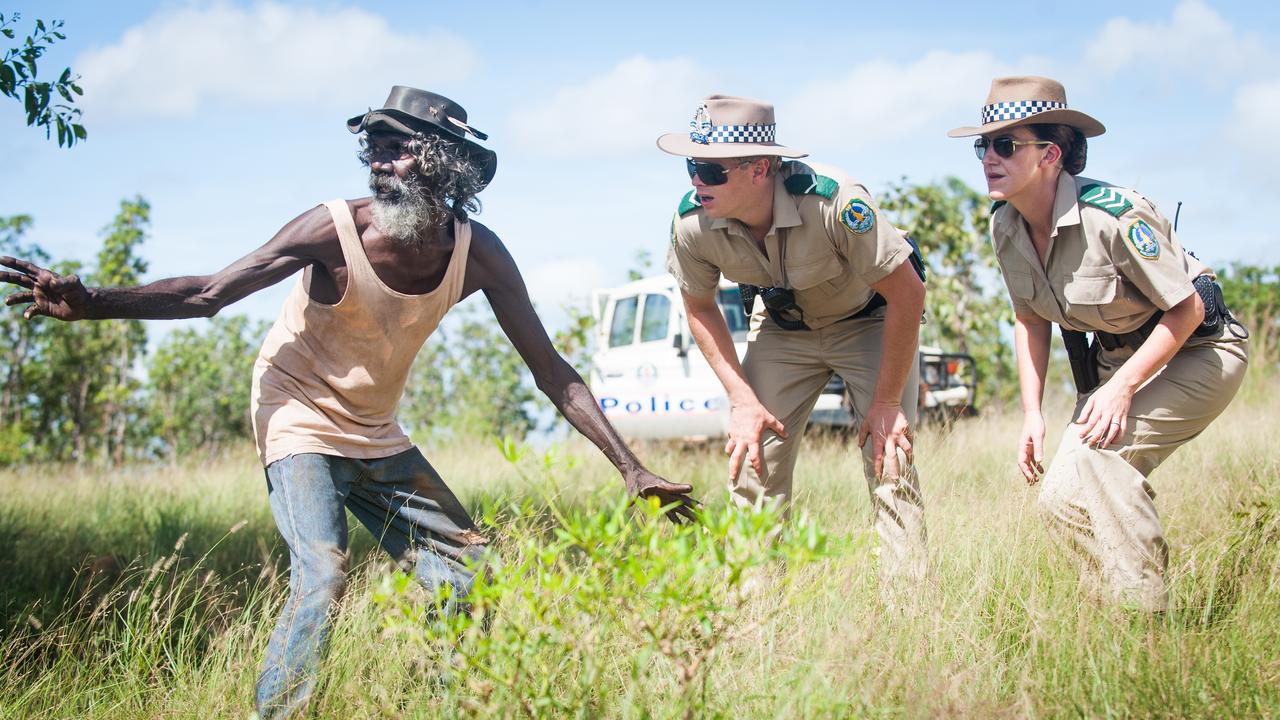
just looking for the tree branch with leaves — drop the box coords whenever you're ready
[1,11,85,148]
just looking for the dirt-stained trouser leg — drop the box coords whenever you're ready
[1037,336,1248,611]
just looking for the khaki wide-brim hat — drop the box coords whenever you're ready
[657,94,807,159]
[947,76,1105,138]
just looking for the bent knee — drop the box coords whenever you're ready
[1036,484,1071,522]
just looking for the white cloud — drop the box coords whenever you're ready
[784,50,1012,149]
[75,1,474,120]
[1228,80,1280,162]
[508,56,711,155]
[1082,0,1267,84]
[523,257,609,313]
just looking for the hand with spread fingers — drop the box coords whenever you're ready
[0,256,90,321]
[624,468,700,524]
[858,399,914,480]
[1075,378,1134,449]
[724,400,787,485]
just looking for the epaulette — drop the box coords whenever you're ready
[784,173,839,199]
[1079,183,1133,217]
[991,200,1007,212]
[677,189,701,216]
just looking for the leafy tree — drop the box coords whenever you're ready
[14,199,150,463]
[400,300,537,440]
[878,177,1018,404]
[0,214,47,463]
[552,302,595,375]
[1218,263,1279,368]
[0,11,85,147]
[91,198,150,463]
[626,248,653,282]
[22,257,96,460]
[146,315,268,457]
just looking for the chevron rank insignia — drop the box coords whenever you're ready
[1127,219,1160,260]
[784,173,838,199]
[1079,184,1133,217]
[677,189,701,216]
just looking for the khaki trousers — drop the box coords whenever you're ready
[1038,331,1249,611]
[736,316,927,583]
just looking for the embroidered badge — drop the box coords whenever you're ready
[840,198,875,234]
[669,217,677,247]
[689,103,712,144]
[1127,219,1160,260]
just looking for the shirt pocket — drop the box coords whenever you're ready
[1063,268,1121,329]
[788,253,844,292]
[1007,270,1036,301]
[719,260,772,287]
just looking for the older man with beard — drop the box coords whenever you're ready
[0,86,696,718]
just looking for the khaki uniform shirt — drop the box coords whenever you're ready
[665,160,911,330]
[991,172,1208,335]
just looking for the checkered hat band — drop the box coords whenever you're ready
[689,123,776,145]
[981,100,1067,124]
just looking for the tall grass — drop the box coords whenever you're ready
[0,376,1276,718]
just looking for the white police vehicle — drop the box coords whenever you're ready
[589,274,977,440]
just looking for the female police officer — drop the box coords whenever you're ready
[948,76,1249,611]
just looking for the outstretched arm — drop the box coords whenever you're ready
[0,205,338,321]
[469,227,696,520]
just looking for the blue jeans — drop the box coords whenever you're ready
[255,449,486,719]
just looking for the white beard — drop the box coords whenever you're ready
[368,172,435,246]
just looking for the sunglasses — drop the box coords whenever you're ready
[973,136,1053,160]
[686,158,747,186]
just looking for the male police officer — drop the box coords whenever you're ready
[2,86,695,718]
[659,94,927,582]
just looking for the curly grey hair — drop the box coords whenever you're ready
[358,131,485,242]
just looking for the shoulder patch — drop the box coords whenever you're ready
[840,197,876,234]
[677,189,701,216]
[783,173,838,199]
[1079,183,1133,217]
[1127,219,1160,260]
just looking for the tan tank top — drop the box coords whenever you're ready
[250,199,471,465]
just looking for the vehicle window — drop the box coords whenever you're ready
[608,296,638,347]
[718,287,750,338]
[639,294,671,343]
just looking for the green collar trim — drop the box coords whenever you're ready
[677,189,701,216]
[783,173,838,200]
[1079,183,1133,217]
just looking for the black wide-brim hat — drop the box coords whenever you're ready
[348,86,498,189]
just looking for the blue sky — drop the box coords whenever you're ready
[3,0,1278,335]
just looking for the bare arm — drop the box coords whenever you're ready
[868,261,926,404]
[0,205,337,321]
[682,290,756,410]
[859,260,926,479]
[469,227,695,518]
[1013,311,1052,482]
[681,289,786,482]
